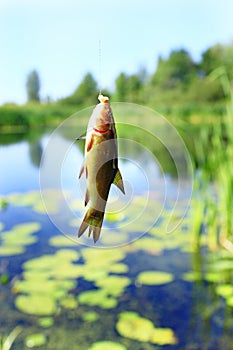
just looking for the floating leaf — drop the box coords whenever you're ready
[82,311,99,322]
[205,272,225,283]
[109,263,129,274]
[182,271,203,282]
[14,249,80,316]
[136,271,174,285]
[150,328,178,345]
[16,294,56,316]
[88,341,127,350]
[60,295,78,309]
[116,311,177,345]
[116,311,154,342]
[0,222,41,257]
[38,317,54,328]
[105,211,124,223]
[95,275,131,297]
[78,289,117,309]
[216,284,233,299]
[49,235,76,247]
[25,333,47,348]
[226,296,233,307]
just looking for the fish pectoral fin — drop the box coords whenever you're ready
[85,188,90,206]
[113,169,125,194]
[87,134,95,152]
[75,135,86,141]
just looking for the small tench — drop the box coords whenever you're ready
[78,94,125,243]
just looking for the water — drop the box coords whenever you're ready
[0,129,232,350]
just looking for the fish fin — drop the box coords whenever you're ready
[113,158,118,170]
[79,164,85,179]
[113,169,125,194]
[85,188,90,206]
[75,135,86,140]
[87,134,95,152]
[78,208,104,243]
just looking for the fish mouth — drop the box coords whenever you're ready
[98,94,109,103]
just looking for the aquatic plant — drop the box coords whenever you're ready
[25,333,47,348]
[0,222,41,257]
[6,189,71,215]
[95,275,131,297]
[0,198,8,210]
[78,289,118,309]
[81,311,99,322]
[49,235,76,247]
[88,341,127,350]
[191,68,233,252]
[0,326,22,350]
[14,249,80,316]
[116,311,177,345]
[38,317,54,328]
[136,271,174,285]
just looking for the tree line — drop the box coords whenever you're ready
[26,42,233,112]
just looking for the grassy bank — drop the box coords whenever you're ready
[191,69,233,251]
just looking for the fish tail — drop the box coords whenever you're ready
[78,208,104,243]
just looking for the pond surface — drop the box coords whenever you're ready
[0,124,232,350]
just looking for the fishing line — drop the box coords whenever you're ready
[98,39,102,95]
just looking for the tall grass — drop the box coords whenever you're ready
[191,67,233,251]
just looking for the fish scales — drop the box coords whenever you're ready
[78,95,125,243]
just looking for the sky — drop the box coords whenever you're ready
[0,0,233,105]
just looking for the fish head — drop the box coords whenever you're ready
[89,95,113,133]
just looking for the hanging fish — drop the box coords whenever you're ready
[77,94,125,243]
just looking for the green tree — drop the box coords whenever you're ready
[26,70,40,102]
[151,49,197,89]
[114,72,144,102]
[114,72,129,101]
[201,43,233,79]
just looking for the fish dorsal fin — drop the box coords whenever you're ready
[113,169,125,194]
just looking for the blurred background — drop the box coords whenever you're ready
[0,1,233,349]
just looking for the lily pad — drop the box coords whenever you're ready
[14,249,81,316]
[49,235,76,247]
[136,271,174,285]
[38,317,54,328]
[116,311,177,345]
[182,271,203,282]
[116,311,154,342]
[78,289,117,309]
[88,341,127,350]
[95,275,131,297]
[60,295,78,309]
[0,222,41,257]
[25,333,47,348]
[105,211,124,223]
[109,263,129,274]
[16,294,56,316]
[82,311,99,322]
[226,296,233,307]
[216,284,233,299]
[150,328,177,345]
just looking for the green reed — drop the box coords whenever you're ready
[191,67,233,251]
[0,327,22,350]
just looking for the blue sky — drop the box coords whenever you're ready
[0,0,233,105]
